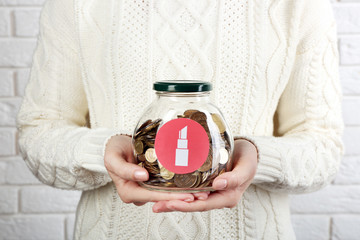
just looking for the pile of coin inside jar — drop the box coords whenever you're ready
[133,109,232,191]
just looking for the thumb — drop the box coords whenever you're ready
[212,157,256,190]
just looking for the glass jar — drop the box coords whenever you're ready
[132,80,234,192]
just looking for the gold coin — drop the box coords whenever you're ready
[197,181,210,188]
[219,148,229,164]
[197,120,209,131]
[134,140,144,155]
[157,160,163,169]
[160,167,175,180]
[145,138,155,147]
[190,111,207,122]
[211,113,226,133]
[174,172,199,188]
[198,157,212,172]
[183,109,199,118]
[145,148,157,163]
[143,118,162,133]
[136,119,152,133]
[137,153,146,162]
[144,161,160,175]
[198,149,213,172]
[192,172,202,188]
[201,170,211,183]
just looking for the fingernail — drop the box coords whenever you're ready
[214,179,227,189]
[134,170,146,180]
[184,198,192,202]
[198,197,206,200]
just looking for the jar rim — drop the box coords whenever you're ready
[153,80,212,92]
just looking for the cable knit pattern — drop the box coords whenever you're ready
[17,0,343,239]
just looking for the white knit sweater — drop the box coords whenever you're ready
[17,0,344,239]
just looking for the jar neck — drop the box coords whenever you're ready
[155,91,211,102]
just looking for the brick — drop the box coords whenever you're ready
[66,214,76,240]
[4,156,40,185]
[0,215,64,240]
[342,97,360,125]
[14,9,41,37]
[0,160,6,183]
[0,9,10,36]
[332,215,360,240]
[0,0,46,5]
[343,127,360,155]
[0,98,22,126]
[21,186,81,213]
[340,36,360,65]
[333,5,360,33]
[0,187,18,214]
[0,128,16,156]
[335,156,360,184]
[0,39,36,67]
[340,67,360,95]
[0,70,14,97]
[291,215,330,240]
[16,68,30,96]
[290,185,360,213]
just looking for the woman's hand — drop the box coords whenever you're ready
[104,135,202,206]
[152,139,258,212]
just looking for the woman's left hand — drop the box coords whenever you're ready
[152,139,258,213]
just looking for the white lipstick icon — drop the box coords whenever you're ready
[175,126,189,166]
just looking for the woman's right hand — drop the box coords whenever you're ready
[104,135,200,206]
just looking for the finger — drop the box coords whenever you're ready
[133,202,146,206]
[153,191,238,213]
[213,156,257,191]
[193,192,210,200]
[212,171,248,190]
[106,153,149,181]
[120,181,194,203]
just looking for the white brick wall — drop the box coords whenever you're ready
[0,1,359,239]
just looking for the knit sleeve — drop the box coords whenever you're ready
[243,3,344,194]
[17,0,125,191]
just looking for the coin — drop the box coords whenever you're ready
[145,148,157,163]
[192,172,202,188]
[144,118,161,132]
[184,109,199,118]
[137,153,146,162]
[197,120,209,131]
[144,161,160,175]
[219,148,229,164]
[160,167,175,180]
[198,149,212,172]
[174,172,199,188]
[144,138,155,147]
[136,119,152,134]
[211,113,226,133]
[134,140,144,154]
[197,181,210,188]
[201,170,211,183]
[190,111,207,122]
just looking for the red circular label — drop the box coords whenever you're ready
[155,118,209,174]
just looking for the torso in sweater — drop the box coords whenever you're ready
[17,0,343,239]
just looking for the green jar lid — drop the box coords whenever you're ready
[153,80,212,92]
